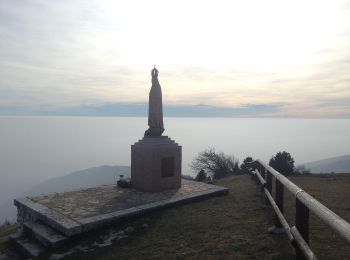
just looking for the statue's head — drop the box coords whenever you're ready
[151,66,159,78]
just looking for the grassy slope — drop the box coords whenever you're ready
[43,175,294,260]
[284,174,350,260]
[0,225,16,246]
[0,224,18,259]
[1,174,349,259]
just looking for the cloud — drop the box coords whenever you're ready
[0,1,350,117]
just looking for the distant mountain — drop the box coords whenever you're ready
[25,165,130,196]
[301,155,350,173]
[0,102,281,117]
[0,165,130,223]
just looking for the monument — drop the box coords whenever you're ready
[131,67,182,192]
[9,67,228,259]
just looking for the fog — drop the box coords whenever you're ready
[0,116,349,220]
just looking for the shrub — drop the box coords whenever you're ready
[190,148,239,179]
[195,169,207,182]
[240,156,255,174]
[269,151,295,176]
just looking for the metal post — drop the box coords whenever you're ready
[295,198,310,260]
[275,179,284,228]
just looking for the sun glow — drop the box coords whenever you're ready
[96,0,348,71]
[1,0,350,116]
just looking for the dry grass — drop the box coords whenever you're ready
[41,175,294,260]
[0,224,18,260]
[2,174,349,259]
[0,225,16,245]
[283,174,350,260]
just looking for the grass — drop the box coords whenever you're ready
[0,224,18,259]
[41,175,295,259]
[283,174,350,260]
[0,224,16,245]
[1,174,349,259]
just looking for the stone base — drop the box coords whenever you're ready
[131,136,181,192]
[11,180,228,257]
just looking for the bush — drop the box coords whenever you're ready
[240,156,255,174]
[269,151,295,176]
[195,169,207,182]
[190,148,239,179]
[117,175,131,188]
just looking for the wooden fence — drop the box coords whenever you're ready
[251,159,350,260]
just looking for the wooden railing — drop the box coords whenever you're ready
[251,159,350,260]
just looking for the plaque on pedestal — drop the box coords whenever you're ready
[131,136,181,192]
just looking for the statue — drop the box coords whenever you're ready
[144,66,164,137]
[132,67,182,192]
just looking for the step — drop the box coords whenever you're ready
[9,231,44,258]
[15,197,82,237]
[23,222,67,247]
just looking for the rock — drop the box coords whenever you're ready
[124,226,135,233]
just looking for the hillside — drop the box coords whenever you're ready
[1,174,349,259]
[25,165,130,196]
[302,155,350,173]
[1,175,295,259]
[45,174,350,260]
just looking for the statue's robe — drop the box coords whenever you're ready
[144,75,164,137]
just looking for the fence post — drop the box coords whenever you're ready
[275,179,284,228]
[261,167,266,193]
[260,166,266,179]
[265,171,272,205]
[295,198,310,260]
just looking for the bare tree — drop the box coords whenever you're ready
[190,148,239,179]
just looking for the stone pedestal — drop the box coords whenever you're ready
[131,136,182,192]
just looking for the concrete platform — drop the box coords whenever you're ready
[15,180,228,239]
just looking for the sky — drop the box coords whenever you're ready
[0,0,350,117]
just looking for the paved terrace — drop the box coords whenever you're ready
[6,174,349,259]
[0,175,303,259]
[15,180,228,237]
[30,180,225,220]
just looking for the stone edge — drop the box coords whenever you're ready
[14,197,82,237]
[14,182,228,236]
[133,136,180,147]
[77,184,228,232]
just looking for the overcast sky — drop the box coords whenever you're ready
[1,0,350,117]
